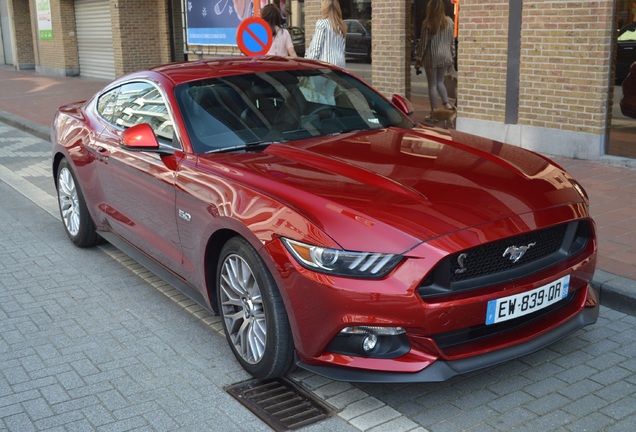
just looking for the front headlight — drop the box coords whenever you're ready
[281,238,402,278]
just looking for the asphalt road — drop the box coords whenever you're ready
[1,121,634,432]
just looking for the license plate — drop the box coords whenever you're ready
[486,275,570,325]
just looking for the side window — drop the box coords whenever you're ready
[112,82,177,146]
[96,88,119,123]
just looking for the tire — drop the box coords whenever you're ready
[56,159,99,247]
[217,237,294,379]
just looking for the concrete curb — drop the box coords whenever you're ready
[593,270,636,316]
[0,110,50,142]
[1,111,634,317]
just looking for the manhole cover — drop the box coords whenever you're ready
[226,377,334,431]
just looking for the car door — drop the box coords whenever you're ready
[92,81,184,273]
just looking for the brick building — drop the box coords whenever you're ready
[0,0,631,160]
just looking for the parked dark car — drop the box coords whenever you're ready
[620,61,636,118]
[289,26,305,57]
[52,57,598,382]
[345,19,372,61]
[617,22,636,84]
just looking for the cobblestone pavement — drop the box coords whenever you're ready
[1,122,635,431]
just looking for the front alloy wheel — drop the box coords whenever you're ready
[217,237,294,379]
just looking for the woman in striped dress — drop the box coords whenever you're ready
[415,0,455,114]
[305,0,347,69]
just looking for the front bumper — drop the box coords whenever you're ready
[264,210,597,382]
[297,301,598,383]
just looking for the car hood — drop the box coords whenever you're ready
[197,127,585,253]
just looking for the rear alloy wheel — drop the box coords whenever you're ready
[56,159,99,247]
[217,237,294,379]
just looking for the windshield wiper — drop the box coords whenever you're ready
[205,141,278,154]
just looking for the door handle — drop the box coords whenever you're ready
[96,146,110,160]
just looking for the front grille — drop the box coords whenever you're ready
[449,224,566,281]
[419,220,591,298]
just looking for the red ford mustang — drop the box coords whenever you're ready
[51,57,598,382]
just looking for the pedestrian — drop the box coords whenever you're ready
[414,0,455,116]
[262,4,297,57]
[305,0,347,69]
[273,0,290,28]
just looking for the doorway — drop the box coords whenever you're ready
[610,0,636,159]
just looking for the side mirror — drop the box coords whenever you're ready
[120,123,174,155]
[391,94,414,116]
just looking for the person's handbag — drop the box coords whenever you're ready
[444,64,458,100]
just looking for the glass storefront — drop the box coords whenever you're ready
[284,0,636,158]
[612,0,636,159]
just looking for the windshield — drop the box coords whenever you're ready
[174,68,414,153]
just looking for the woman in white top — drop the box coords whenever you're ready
[262,4,297,57]
[305,0,346,68]
[414,0,455,113]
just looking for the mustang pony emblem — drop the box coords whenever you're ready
[503,242,536,263]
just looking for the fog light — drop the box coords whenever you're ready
[362,334,378,352]
[329,326,410,358]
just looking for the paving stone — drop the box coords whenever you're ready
[604,414,636,432]
[603,396,636,420]
[446,406,497,430]
[22,396,55,421]
[348,405,402,430]
[524,392,570,416]
[367,415,424,432]
[487,389,535,414]
[523,376,569,398]
[485,406,537,431]
[595,380,636,403]
[427,421,462,432]
[3,412,37,432]
[325,387,369,410]
[486,373,533,396]
[557,363,600,384]
[562,393,609,417]
[450,388,498,410]
[340,396,386,421]
[528,409,575,431]
[411,403,463,427]
[564,412,614,432]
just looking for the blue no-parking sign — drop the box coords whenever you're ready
[236,17,272,56]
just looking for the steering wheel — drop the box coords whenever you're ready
[307,105,340,119]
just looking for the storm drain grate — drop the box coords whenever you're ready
[226,377,334,431]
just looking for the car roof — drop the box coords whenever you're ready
[146,57,327,86]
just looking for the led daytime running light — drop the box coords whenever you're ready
[281,238,402,278]
[340,326,406,336]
